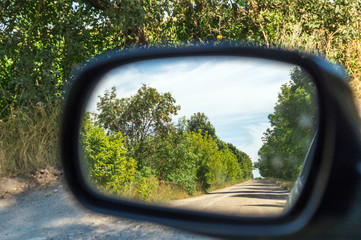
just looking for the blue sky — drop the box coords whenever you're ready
[86,56,296,178]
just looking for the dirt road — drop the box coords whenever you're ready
[169,179,289,217]
[0,179,288,240]
[0,180,214,240]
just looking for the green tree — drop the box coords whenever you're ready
[96,85,180,161]
[217,140,253,179]
[187,131,244,191]
[187,112,216,138]
[0,0,166,118]
[220,146,243,183]
[2,0,360,119]
[255,67,317,180]
[144,132,199,195]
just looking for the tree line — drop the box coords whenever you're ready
[254,67,318,181]
[1,0,360,119]
[81,85,253,200]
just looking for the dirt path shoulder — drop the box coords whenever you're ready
[0,179,215,240]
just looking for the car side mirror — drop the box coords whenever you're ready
[61,45,361,238]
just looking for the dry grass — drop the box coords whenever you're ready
[277,23,320,54]
[104,179,252,204]
[150,183,196,203]
[265,177,294,191]
[345,39,361,115]
[0,102,62,178]
[148,178,253,203]
[110,182,202,204]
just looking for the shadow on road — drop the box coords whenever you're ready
[207,190,288,195]
[243,204,285,208]
[231,193,289,200]
[242,183,277,187]
[242,187,287,191]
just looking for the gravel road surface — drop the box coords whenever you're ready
[0,181,214,240]
[0,179,288,239]
[169,179,289,216]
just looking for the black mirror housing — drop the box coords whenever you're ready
[61,45,361,239]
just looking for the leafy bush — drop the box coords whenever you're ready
[144,133,199,195]
[80,115,137,194]
[188,131,242,191]
[133,167,159,202]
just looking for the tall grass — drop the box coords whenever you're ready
[117,180,251,204]
[265,177,294,192]
[0,102,62,177]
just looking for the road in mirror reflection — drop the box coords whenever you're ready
[80,56,318,217]
[169,179,289,216]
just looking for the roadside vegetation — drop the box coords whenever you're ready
[264,178,295,192]
[1,1,361,185]
[81,85,253,201]
[0,102,62,177]
[254,68,318,182]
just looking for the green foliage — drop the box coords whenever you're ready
[188,131,224,190]
[80,114,137,194]
[222,141,253,179]
[0,0,166,118]
[96,85,180,162]
[133,167,159,201]
[143,133,199,195]
[1,1,98,117]
[255,68,318,181]
[187,131,243,191]
[81,85,252,199]
[2,0,361,120]
[220,146,243,183]
[187,112,216,139]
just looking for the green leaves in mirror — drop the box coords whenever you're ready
[79,57,318,217]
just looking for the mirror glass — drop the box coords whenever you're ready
[80,56,318,217]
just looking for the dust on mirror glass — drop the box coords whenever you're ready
[80,56,318,217]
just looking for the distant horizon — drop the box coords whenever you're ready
[86,56,296,178]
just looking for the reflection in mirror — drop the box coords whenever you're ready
[80,56,318,217]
